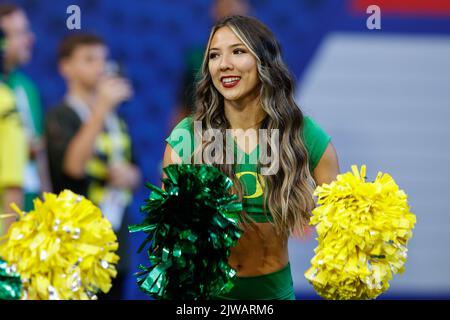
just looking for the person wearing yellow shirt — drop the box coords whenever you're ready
[1,4,50,212]
[0,28,27,235]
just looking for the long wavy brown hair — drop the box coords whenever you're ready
[193,15,315,238]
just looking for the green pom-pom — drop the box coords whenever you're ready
[129,164,243,300]
[0,258,22,300]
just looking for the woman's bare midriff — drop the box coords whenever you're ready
[228,222,289,277]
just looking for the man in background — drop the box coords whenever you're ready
[0,3,50,213]
[45,33,141,299]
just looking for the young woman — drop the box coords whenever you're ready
[163,15,339,300]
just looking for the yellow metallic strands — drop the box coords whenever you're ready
[305,165,416,300]
[0,190,119,300]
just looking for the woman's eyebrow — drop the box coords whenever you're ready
[209,43,244,51]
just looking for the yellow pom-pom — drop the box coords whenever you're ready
[305,165,416,300]
[0,190,119,300]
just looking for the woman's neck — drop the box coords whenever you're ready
[224,95,266,130]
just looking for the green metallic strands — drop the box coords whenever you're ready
[129,164,243,300]
[0,258,22,300]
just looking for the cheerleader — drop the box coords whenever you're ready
[163,15,340,300]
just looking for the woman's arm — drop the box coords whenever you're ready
[161,144,182,188]
[313,142,340,186]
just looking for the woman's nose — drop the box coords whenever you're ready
[219,54,233,71]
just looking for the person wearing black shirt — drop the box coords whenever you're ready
[45,33,141,300]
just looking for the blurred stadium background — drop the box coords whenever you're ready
[8,0,450,299]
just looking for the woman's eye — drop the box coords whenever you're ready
[234,48,246,54]
[209,52,219,59]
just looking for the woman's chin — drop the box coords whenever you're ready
[221,92,242,102]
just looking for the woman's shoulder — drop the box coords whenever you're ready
[302,115,331,171]
[302,115,329,137]
[167,116,195,141]
[302,115,320,131]
[166,116,196,162]
[173,116,194,131]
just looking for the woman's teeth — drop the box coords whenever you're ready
[222,77,240,83]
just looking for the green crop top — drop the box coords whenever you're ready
[165,116,331,223]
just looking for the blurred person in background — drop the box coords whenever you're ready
[170,0,250,127]
[0,27,27,236]
[0,3,51,211]
[45,33,141,299]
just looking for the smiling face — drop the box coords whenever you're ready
[208,26,260,106]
